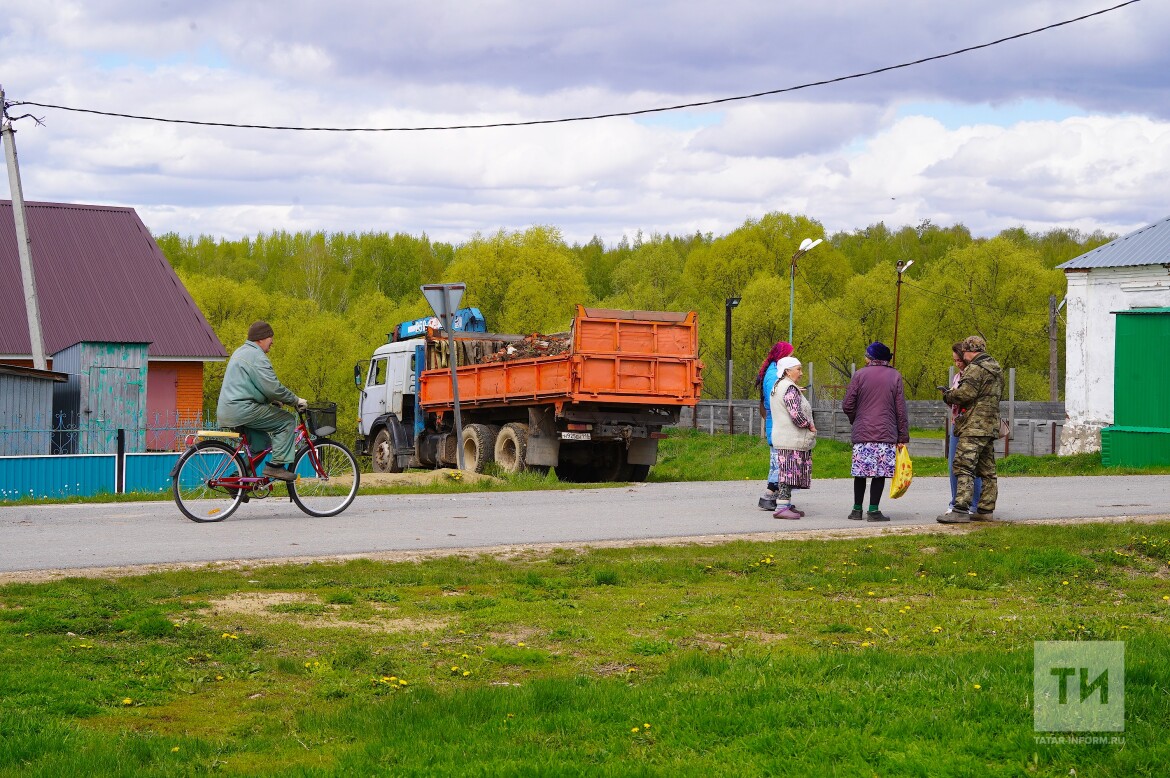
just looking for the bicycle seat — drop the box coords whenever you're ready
[196,429,241,440]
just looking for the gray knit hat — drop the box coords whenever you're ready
[247,320,274,342]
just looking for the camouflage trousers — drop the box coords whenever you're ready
[952,435,997,513]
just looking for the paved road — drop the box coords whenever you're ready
[3,475,1169,575]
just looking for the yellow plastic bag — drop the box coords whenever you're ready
[889,446,913,499]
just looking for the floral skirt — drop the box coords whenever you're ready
[772,448,812,489]
[851,442,897,478]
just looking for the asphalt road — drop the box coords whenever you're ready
[3,475,1169,576]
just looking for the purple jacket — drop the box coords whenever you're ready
[841,364,909,445]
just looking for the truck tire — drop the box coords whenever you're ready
[371,428,402,473]
[494,423,529,474]
[461,424,499,473]
[622,463,651,482]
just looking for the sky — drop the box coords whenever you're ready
[1,0,1168,246]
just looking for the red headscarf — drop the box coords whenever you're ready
[755,341,794,386]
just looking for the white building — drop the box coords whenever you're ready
[1059,215,1170,454]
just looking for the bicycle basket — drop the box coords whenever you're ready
[306,402,337,437]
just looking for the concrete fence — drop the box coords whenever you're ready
[675,399,1066,457]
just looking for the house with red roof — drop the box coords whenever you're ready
[1,200,226,450]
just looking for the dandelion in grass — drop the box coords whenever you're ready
[932,626,942,633]
[463,671,471,677]
[122,698,133,706]
[643,723,651,729]
[631,727,641,733]
[864,627,874,633]
[861,641,871,647]
[221,632,238,640]
[215,675,223,681]
[517,642,525,647]
[171,747,180,753]
[1062,581,1069,586]
[973,684,982,690]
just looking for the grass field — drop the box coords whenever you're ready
[1,521,1168,775]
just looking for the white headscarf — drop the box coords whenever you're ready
[776,356,801,376]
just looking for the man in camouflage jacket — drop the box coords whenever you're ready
[938,336,1003,523]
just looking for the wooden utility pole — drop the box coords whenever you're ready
[1049,294,1058,402]
[1,85,47,370]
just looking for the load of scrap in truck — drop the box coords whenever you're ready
[354,305,702,482]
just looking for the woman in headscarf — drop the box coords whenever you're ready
[768,356,817,519]
[841,341,909,522]
[754,341,795,511]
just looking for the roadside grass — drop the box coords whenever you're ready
[3,430,1165,508]
[2,521,1169,775]
[649,429,949,481]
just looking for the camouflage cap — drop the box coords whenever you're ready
[960,335,986,353]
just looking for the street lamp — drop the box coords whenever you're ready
[891,259,914,367]
[788,238,824,343]
[725,296,741,434]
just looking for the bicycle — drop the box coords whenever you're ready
[171,401,360,522]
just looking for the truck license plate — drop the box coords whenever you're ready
[560,431,591,441]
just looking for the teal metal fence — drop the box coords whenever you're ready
[0,412,210,501]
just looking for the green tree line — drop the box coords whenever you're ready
[157,215,1111,433]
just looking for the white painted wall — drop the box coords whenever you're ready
[1061,265,1170,454]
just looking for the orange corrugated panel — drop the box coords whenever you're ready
[420,307,701,410]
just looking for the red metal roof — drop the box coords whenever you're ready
[0,200,226,360]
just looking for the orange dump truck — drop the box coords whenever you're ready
[354,306,701,481]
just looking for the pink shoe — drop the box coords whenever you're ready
[788,505,806,518]
[773,507,802,520]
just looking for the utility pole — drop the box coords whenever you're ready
[1049,294,1059,402]
[1,85,47,370]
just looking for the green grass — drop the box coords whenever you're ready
[2,522,1169,775]
[650,429,949,481]
[3,430,1162,508]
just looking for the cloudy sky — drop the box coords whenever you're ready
[1,0,1167,245]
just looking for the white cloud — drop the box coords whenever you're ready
[2,1,1170,246]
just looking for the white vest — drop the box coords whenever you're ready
[770,378,816,451]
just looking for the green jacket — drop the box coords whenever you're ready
[217,341,298,419]
[943,352,1003,437]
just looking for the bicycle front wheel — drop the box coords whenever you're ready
[289,439,360,517]
[172,441,246,522]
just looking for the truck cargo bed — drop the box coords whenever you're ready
[419,306,701,410]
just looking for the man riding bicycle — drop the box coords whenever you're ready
[217,321,308,482]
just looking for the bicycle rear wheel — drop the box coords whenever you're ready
[172,441,246,522]
[289,439,360,517]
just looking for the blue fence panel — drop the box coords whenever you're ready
[125,453,182,495]
[0,455,115,500]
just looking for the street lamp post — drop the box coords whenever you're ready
[788,238,824,344]
[725,297,741,434]
[891,259,914,367]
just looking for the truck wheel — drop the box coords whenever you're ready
[371,428,402,473]
[461,424,498,473]
[622,464,650,482]
[595,443,624,482]
[494,423,529,474]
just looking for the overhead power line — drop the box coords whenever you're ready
[6,0,1141,133]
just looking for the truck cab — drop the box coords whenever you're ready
[354,307,485,472]
[355,339,421,472]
